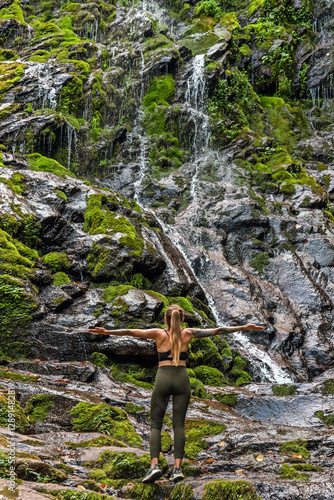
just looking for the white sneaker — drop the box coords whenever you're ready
[170,467,184,483]
[141,465,162,483]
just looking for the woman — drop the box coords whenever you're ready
[89,304,264,483]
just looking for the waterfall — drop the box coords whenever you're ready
[107,6,293,384]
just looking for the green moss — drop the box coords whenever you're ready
[84,195,144,257]
[184,419,226,459]
[0,62,25,95]
[102,285,135,303]
[272,384,297,396]
[90,352,108,368]
[321,379,334,395]
[65,436,126,449]
[42,252,70,273]
[171,482,194,499]
[70,402,142,446]
[228,356,252,386]
[188,338,222,368]
[0,229,38,279]
[55,463,75,474]
[0,368,37,382]
[0,172,25,195]
[25,394,55,424]
[92,451,167,480]
[181,31,222,55]
[181,461,201,478]
[110,363,155,390]
[53,272,71,286]
[202,479,261,499]
[0,0,26,25]
[161,431,173,452]
[27,153,75,178]
[0,274,38,359]
[88,469,107,482]
[143,75,175,108]
[21,439,45,446]
[125,402,144,414]
[278,464,309,481]
[214,392,238,407]
[167,296,194,313]
[55,189,68,201]
[279,440,310,459]
[0,393,29,434]
[193,365,224,386]
[189,377,207,398]
[48,490,115,499]
[250,252,269,274]
[314,410,334,426]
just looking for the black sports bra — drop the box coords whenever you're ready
[157,329,187,362]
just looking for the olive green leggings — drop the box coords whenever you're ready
[150,366,191,459]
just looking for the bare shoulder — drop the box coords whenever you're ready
[182,327,194,340]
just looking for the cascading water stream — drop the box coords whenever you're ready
[123,6,293,383]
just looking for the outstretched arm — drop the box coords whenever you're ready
[88,327,160,339]
[190,324,265,338]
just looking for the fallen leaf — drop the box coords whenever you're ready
[77,485,85,490]
[292,453,303,459]
[235,470,243,474]
[206,458,214,463]
[57,448,62,452]
[218,441,225,447]
[100,483,106,488]
[267,450,272,454]
[256,455,264,461]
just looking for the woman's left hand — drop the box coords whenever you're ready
[244,324,265,331]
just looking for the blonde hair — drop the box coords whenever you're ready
[165,304,184,366]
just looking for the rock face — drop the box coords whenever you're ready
[1,0,334,496]
[1,361,334,499]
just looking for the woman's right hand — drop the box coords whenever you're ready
[88,327,110,335]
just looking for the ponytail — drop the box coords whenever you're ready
[165,305,184,366]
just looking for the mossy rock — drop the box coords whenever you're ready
[65,436,126,449]
[171,482,194,499]
[228,356,252,386]
[110,363,156,390]
[314,410,334,426]
[48,490,116,499]
[272,384,297,396]
[279,440,310,459]
[184,419,226,459]
[188,338,222,368]
[124,402,145,414]
[25,394,55,424]
[42,252,70,273]
[53,272,71,285]
[92,451,167,480]
[202,479,261,499]
[121,483,169,499]
[189,377,207,398]
[16,460,66,482]
[27,153,75,178]
[0,229,38,280]
[90,352,108,368]
[278,463,309,481]
[161,431,173,452]
[321,379,334,395]
[70,402,142,446]
[214,392,238,407]
[193,365,224,386]
[0,393,29,434]
[0,368,37,382]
